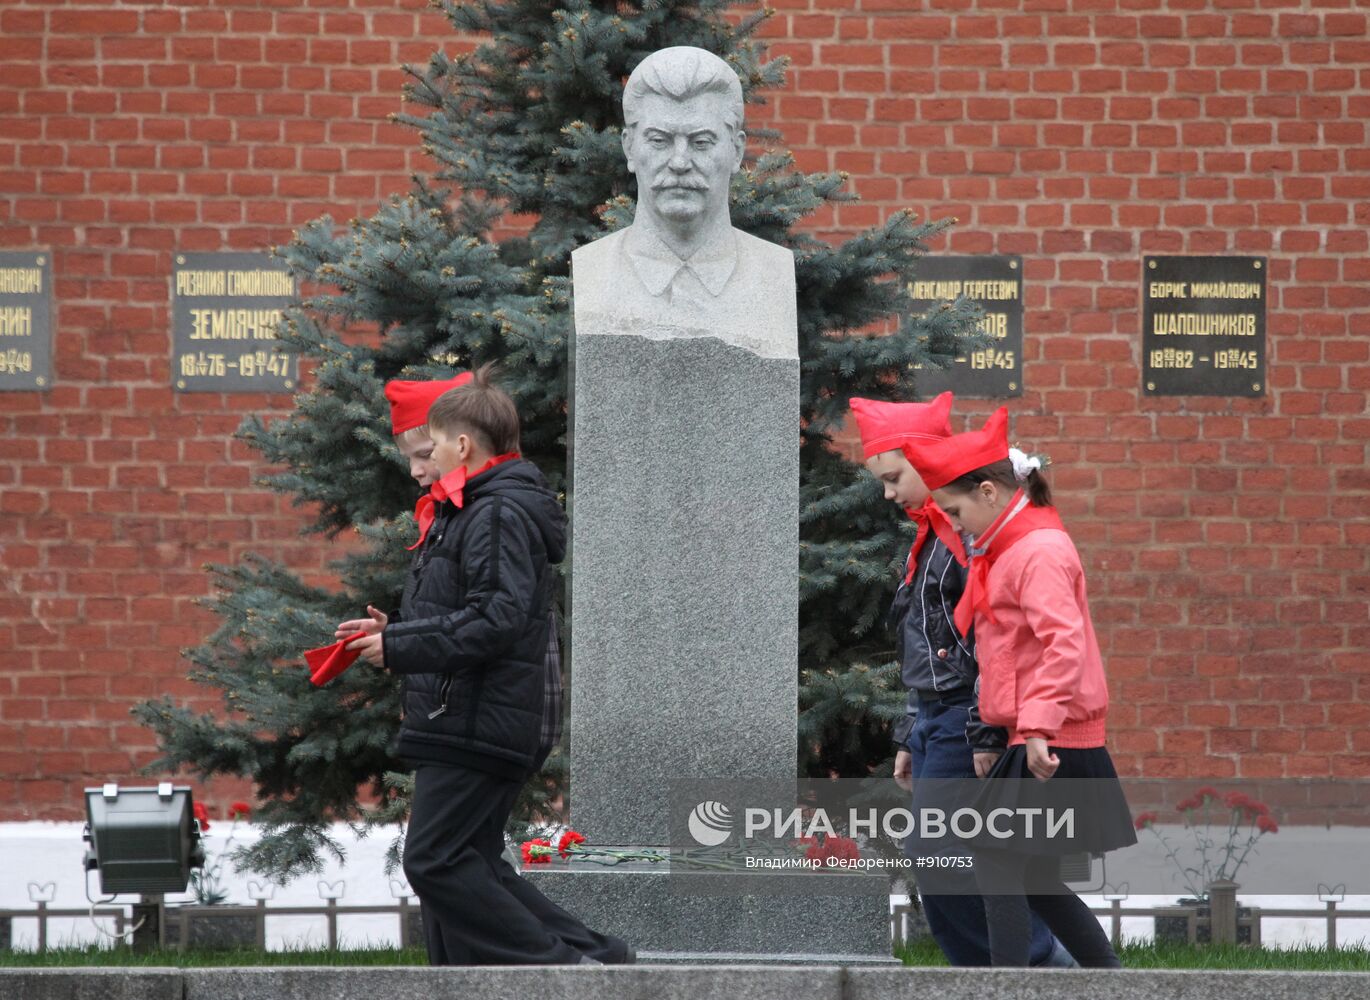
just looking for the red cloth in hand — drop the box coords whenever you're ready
[304,633,365,686]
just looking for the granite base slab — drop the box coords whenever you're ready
[637,951,899,966]
[524,861,891,958]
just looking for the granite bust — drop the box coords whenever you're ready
[572,46,797,360]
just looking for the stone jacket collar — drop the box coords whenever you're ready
[623,223,738,298]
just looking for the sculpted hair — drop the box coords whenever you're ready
[944,458,1053,508]
[622,47,745,133]
[427,363,521,456]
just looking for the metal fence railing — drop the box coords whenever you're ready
[890,894,1370,951]
[7,892,1370,955]
[0,896,423,954]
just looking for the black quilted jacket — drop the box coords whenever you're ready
[383,459,564,778]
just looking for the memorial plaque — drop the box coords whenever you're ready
[907,255,1023,399]
[1142,256,1266,397]
[0,251,53,392]
[172,252,297,393]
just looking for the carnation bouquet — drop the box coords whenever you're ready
[1133,786,1278,899]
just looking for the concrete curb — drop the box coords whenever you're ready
[847,967,1370,1000]
[177,966,840,1000]
[4,964,1370,1000]
[0,967,183,1000]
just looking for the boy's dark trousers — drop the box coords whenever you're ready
[403,764,629,965]
[905,691,1063,967]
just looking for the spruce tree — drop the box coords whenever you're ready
[135,0,983,879]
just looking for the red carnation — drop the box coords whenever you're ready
[831,836,861,862]
[805,835,861,865]
[228,801,252,820]
[520,839,553,865]
[1224,791,1254,812]
[1144,787,1279,892]
[558,830,587,858]
[193,801,211,832]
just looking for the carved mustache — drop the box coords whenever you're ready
[652,178,709,191]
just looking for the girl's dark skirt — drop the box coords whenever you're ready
[967,744,1138,857]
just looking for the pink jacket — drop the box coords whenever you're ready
[974,526,1109,748]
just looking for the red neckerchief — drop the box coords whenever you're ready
[407,453,520,550]
[952,489,1065,637]
[902,496,968,584]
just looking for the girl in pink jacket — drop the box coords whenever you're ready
[903,405,1136,968]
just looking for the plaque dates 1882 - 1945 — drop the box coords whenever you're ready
[1142,255,1266,398]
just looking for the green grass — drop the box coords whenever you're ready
[0,945,430,967]
[895,934,1370,971]
[1114,938,1370,971]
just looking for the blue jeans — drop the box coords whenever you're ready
[904,692,1068,967]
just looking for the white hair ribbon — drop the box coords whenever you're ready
[1008,447,1042,483]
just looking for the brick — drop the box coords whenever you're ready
[0,0,1365,820]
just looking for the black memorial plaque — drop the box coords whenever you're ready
[1142,256,1266,397]
[0,251,53,392]
[172,252,298,393]
[907,255,1023,399]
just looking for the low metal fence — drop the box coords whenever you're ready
[0,882,424,953]
[8,888,1370,955]
[890,892,1370,950]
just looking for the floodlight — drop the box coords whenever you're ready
[83,782,206,895]
[1058,851,1100,887]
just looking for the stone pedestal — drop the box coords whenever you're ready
[563,232,890,959]
[568,332,799,846]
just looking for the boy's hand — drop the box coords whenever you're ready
[1025,737,1059,782]
[345,631,385,667]
[893,749,912,792]
[336,605,388,639]
[973,751,1001,779]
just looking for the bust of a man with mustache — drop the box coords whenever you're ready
[572,46,796,360]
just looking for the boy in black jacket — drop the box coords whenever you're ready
[342,367,629,966]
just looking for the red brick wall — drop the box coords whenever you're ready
[2,0,1368,818]
[748,0,1370,781]
[0,0,455,818]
